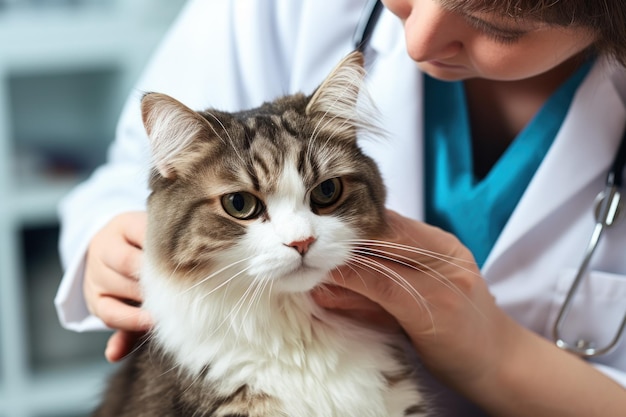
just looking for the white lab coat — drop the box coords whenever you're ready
[55,0,626,412]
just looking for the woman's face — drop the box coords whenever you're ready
[382,0,597,81]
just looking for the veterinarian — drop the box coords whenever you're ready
[55,0,626,415]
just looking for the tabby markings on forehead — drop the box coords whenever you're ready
[279,109,306,138]
[297,146,321,188]
[250,115,283,142]
[249,153,271,193]
[248,144,289,195]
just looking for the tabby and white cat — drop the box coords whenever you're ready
[93,51,430,417]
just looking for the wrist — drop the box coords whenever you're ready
[431,311,526,412]
[460,318,626,417]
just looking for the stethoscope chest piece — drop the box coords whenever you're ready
[553,158,626,357]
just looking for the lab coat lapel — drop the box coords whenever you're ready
[483,61,626,273]
[358,9,425,220]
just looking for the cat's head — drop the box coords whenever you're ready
[141,51,386,294]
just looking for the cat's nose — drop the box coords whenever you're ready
[286,236,316,255]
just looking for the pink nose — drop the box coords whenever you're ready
[286,236,316,255]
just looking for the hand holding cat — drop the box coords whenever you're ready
[315,210,506,379]
[83,211,152,362]
[316,210,626,416]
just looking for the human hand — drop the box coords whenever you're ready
[315,210,512,388]
[84,211,153,362]
[316,210,626,417]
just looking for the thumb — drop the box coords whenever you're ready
[329,263,428,327]
[105,330,147,362]
[311,283,402,332]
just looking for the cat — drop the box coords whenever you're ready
[92,51,431,417]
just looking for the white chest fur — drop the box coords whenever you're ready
[142,262,425,417]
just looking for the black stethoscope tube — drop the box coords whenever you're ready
[608,127,626,188]
[354,0,384,52]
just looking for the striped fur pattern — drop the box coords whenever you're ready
[92,51,430,417]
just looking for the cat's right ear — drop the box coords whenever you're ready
[141,92,213,180]
[306,51,382,143]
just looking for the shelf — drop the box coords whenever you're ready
[0,5,178,74]
[6,176,80,225]
[8,67,122,154]
[2,361,115,417]
[5,65,123,226]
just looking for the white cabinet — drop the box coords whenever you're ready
[0,2,185,416]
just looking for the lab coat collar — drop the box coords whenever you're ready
[483,60,626,273]
[360,8,425,220]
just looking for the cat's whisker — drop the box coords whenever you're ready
[198,264,256,301]
[180,256,254,296]
[172,256,206,281]
[331,259,372,291]
[266,278,276,314]
[346,239,477,268]
[246,278,268,311]
[344,238,482,289]
[386,220,484,277]
[344,241,485,318]
[346,255,435,329]
[235,280,267,337]
[249,278,271,325]
[331,262,348,285]
[350,246,463,299]
[165,266,261,345]
[348,254,429,308]
[207,272,261,340]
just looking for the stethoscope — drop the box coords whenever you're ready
[553,134,626,357]
[354,0,626,358]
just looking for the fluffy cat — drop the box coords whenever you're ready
[92,51,430,417]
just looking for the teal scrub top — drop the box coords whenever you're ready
[424,63,591,266]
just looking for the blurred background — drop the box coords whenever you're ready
[0,1,186,416]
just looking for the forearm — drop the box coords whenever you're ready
[463,315,626,417]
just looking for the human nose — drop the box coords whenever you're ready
[401,1,464,63]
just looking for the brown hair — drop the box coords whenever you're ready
[440,0,626,66]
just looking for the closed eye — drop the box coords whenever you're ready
[464,14,528,44]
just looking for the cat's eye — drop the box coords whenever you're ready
[310,178,343,208]
[221,192,263,220]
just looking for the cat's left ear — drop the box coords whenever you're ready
[141,92,214,179]
[305,51,380,142]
